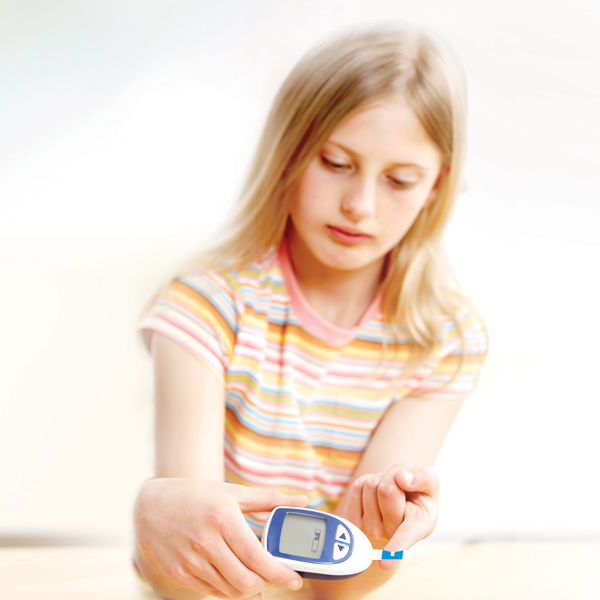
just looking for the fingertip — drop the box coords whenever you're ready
[396,469,414,487]
[269,556,304,590]
[288,578,303,591]
[351,474,370,497]
[364,475,378,491]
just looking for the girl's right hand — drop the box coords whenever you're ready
[133,478,307,599]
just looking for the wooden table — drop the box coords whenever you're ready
[1,542,598,599]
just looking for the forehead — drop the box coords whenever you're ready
[326,97,442,169]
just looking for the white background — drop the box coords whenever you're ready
[1,0,599,542]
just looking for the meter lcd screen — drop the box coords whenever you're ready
[278,513,327,559]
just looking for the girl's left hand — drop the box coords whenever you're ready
[344,462,440,570]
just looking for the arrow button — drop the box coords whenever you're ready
[335,524,351,544]
[333,542,350,561]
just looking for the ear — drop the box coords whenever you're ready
[424,164,450,209]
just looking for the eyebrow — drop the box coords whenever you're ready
[325,139,432,171]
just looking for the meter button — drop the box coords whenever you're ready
[333,543,350,561]
[335,524,350,544]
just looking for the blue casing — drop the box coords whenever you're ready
[263,506,373,580]
[266,507,354,565]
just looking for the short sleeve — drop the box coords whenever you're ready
[139,271,241,382]
[397,306,488,401]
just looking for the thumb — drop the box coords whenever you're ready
[231,485,308,514]
[378,516,426,570]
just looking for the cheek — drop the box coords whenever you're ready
[298,162,332,200]
[289,188,321,233]
[380,194,428,240]
[290,166,333,225]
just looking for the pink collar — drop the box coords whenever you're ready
[277,238,383,346]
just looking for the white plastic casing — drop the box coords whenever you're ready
[261,507,373,578]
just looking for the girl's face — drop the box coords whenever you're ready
[288,96,445,278]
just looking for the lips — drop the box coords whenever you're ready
[329,225,370,236]
[326,225,372,244]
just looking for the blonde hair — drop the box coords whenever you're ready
[175,23,475,362]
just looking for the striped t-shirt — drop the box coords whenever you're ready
[140,240,487,535]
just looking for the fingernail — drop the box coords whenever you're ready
[403,470,414,485]
[289,579,302,590]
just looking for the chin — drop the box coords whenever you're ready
[319,249,376,272]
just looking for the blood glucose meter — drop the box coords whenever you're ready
[261,507,404,580]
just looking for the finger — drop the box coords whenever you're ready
[137,544,230,598]
[222,511,304,592]
[394,465,440,497]
[151,545,236,598]
[362,474,384,540]
[192,534,270,598]
[379,494,439,571]
[346,474,369,527]
[232,486,308,514]
[379,509,435,570]
[185,553,250,598]
[377,469,406,540]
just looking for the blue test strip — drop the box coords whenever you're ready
[381,550,404,560]
[370,549,404,560]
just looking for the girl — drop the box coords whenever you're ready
[133,23,487,600]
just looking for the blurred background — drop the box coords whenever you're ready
[1,0,598,545]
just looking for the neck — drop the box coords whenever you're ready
[286,229,386,329]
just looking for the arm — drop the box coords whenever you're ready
[308,395,465,600]
[133,333,306,600]
[152,330,225,480]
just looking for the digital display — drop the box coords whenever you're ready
[278,513,327,559]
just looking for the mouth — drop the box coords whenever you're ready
[326,225,372,244]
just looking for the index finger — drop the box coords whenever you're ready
[376,469,406,539]
[223,512,304,592]
[380,508,435,568]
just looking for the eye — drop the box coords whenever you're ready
[387,175,416,189]
[321,154,351,172]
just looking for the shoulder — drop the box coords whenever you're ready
[397,301,487,400]
[170,271,243,318]
[156,273,241,344]
[433,300,488,360]
[167,246,282,318]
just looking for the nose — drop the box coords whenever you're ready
[341,177,377,220]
